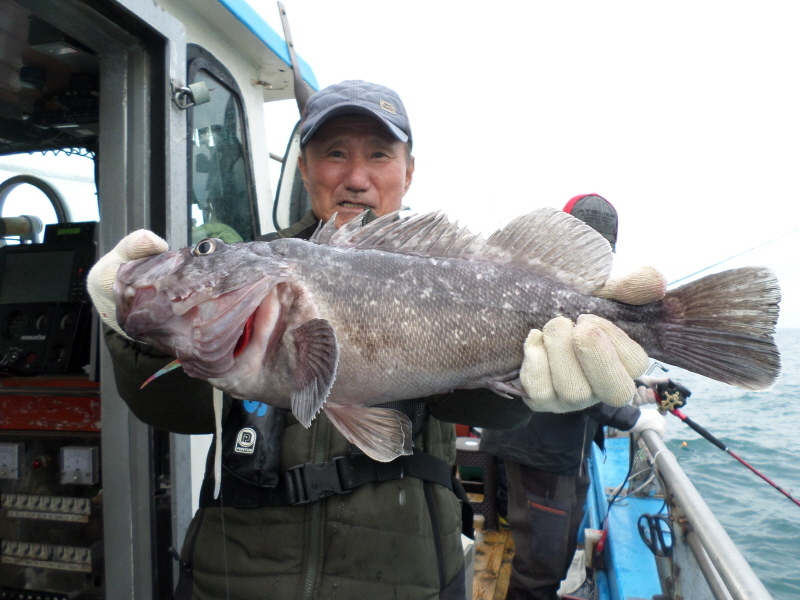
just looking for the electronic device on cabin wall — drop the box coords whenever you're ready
[0,222,96,375]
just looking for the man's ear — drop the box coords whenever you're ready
[404,155,415,194]
[298,154,309,189]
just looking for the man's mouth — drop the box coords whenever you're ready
[339,202,370,210]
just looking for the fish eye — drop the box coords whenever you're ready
[193,238,225,256]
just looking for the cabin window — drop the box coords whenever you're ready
[0,151,97,244]
[187,45,257,243]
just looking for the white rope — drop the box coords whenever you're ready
[213,389,223,498]
[213,388,231,599]
[649,447,672,466]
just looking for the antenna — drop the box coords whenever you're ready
[278,2,310,116]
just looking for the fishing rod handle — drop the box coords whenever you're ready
[678,413,728,451]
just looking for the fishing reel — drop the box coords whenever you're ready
[634,378,691,411]
[655,380,691,411]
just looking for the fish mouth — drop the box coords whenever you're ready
[233,310,257,357]
[180,283,279,378]
[118,276,279,379]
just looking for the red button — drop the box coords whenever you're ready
[25,352,37,365]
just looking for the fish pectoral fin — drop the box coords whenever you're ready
[458,371,530,400]
[290,318,339,428]
[324,403,413,462]
[485,378,529,399]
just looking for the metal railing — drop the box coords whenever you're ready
[640,429,773,600]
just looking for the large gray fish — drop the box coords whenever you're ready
[114,208,781,461]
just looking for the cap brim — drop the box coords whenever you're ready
[300,104,409,145]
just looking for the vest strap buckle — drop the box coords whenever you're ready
[285,457,352,505]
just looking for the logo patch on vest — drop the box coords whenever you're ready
[234,427,257,454]
[379,99,396,114]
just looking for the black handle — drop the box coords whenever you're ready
[682,415,728,451]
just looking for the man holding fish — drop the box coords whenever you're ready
[87,81,771,600]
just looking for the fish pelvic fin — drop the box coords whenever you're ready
[312,208,612,294]
[324,403,413,462]
[290,318,339,428]
[140,358,182,389]
[653,267,781,391]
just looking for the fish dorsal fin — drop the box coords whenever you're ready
[312,207,612,293]
[477,208,612,293]
[311,210,486,256]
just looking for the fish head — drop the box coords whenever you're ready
[114,238,291,379]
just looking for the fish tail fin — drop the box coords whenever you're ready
[652,267,781,390]
[324,403,413,462]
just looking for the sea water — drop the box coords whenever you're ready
[660,328,800,599]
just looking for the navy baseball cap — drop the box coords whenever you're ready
[299,80,412,147]
[563,194,618,251]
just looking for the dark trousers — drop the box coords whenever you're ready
[504,460,590,600]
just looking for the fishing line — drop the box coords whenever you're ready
[668,228,798,287]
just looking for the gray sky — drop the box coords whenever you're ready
[261,1,799,327]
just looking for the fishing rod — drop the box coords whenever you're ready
[668,228,798,287]
[646,379,800,509]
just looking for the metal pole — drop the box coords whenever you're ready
[640,430,774,600]
[277,1,310,116]
[684,531,733,600]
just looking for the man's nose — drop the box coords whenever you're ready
[343,159,370,191]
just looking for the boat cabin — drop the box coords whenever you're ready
[0,1,314,597]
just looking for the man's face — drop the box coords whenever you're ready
[298,115,414,227]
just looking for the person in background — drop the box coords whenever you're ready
[88,80,667,599]
[480,194,672,600]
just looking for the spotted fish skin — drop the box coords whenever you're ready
[271,237,647,404]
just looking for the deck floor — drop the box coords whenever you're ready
[471,514,514,600]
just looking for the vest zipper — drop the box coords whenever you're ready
[302,413,330,600]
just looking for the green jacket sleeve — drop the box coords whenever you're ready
[426,388,533,430]
[104,327,219,434]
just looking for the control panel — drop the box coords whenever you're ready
[0,431,103,599]
[0,226,96,374]
[0,302,92,373]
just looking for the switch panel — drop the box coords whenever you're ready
[1,493,92,523]
[1,540,92,572]
[0,431,103,598]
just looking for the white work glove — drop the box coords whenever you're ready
[86,230,168,337]
[520,315,649,412]
[629,408,667,438]
[520,265,667,413]
[632,375,670,406]
[593,266,667,305]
